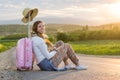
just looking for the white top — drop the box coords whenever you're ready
[32,36,56,64]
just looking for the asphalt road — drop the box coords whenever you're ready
[0,47,120,80]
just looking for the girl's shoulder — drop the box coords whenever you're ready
[32,36,44,42]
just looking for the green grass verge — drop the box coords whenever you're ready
[0,40,17,53]
[1,40,120,56]
[69,40,120,55]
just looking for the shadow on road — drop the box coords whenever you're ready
[20,70,82,80]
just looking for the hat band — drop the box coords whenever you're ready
[25,11,33,18]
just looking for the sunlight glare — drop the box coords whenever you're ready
[110,2,120,17]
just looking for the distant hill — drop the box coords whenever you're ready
[1,22,120,36]
[98,22,120,30]
[81,22,120,31]
[0,16,99,25]
[0,24,83,36]
[45,24,83,34]
[100,22,120,26]
[0,25,27,36]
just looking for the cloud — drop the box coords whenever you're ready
[0,0,120,25]
[104,0,120,3]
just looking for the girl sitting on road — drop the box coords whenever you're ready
[32,20,87,71]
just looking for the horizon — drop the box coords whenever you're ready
[1,21,120,27]
[0,0,120,25]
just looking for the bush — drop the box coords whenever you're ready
[68,30,120,41]
[56,32,70,42]
[47,35,57,44]
[1,34,27,40]
[0,44,7,53]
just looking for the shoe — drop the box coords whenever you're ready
[75,65,87,70]
[65,64,74,70]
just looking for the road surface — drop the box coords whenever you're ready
[0,47,120,80]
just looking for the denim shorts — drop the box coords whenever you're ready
[37,58,67,71]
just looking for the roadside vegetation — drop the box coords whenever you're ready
[70,40,120,55]
[0,40,17,53]
[0,33,27,53]
[0,24,120,55]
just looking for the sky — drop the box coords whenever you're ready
[0,0,120,25]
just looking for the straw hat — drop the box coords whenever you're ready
[22,8,38,23]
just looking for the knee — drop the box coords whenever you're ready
[55,40,64,47]
[65,43,71,47]
[57,40,64,44]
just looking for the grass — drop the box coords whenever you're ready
[0,39,120,56]
[69,40,120,55]
[0,40,17,53]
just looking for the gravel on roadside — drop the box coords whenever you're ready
[0,47,24,80]
[0,70,23,80]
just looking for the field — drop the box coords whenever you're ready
[0,40,17,53]
[0,39,120,55]
[0,24,83,36]
[1,23,120,36]
[0,24,82,53]
[0,23,120,55]
[70,40,120,55]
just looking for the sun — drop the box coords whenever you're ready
[109,2,120,17]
